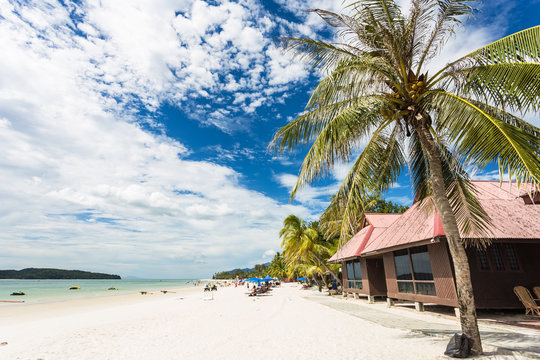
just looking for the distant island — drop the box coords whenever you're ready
[0,268,121,279]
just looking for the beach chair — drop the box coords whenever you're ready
[513,286,540,316]
[533,286,540,300]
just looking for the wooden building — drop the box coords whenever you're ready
[329,181,540,309]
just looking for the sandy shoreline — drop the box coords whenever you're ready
[0,283,458,360]
[3,283,533,359]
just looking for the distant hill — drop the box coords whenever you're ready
[0,268,121,279]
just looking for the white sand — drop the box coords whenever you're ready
[0,283,455,359]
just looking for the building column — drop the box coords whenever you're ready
[386,298,394,308]
[454,307,460,319]
[368,295,375,304]
[415,301,425,312]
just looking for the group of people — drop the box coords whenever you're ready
[203,284,218,292]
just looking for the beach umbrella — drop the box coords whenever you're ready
[245,277,258,282]
[297,277,307,281]
[262,275,274,281]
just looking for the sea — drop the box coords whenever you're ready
[0,279,197,306]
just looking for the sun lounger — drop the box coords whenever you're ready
[513,286,540,316]
[533,286,540,300]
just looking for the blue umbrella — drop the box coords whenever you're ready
[245,277,259,282]
[297,277,308,281]
[262,275,274,281]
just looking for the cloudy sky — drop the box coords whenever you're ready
[1,0,539,278]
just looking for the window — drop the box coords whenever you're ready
[475,243,521,271]
[477,249,490,270]
[491,244,505,270]
[394,249,413,280]
[394,245,436,296]
[504,244,520,270]
[410,246,434,281]
[346,260,363,289]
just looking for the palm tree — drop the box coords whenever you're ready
[268,252,287,279]
[279,214,342,285]
[270,1,540,354]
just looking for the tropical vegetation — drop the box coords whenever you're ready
[0,268,121,279]
[279,214,341,285]
[269,0,540,354]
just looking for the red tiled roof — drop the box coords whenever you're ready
[361,181,540,255]
[328,213,400,263]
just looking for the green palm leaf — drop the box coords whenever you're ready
[433,91,540,185]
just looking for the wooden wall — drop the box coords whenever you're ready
[468,242,540,308]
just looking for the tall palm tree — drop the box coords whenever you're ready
[279,214,342,285]
[270,1,540,354]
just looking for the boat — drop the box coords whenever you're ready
[107,287,117,290]
[69,286,80,290]
[10,291,25,296]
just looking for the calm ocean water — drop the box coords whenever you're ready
[0,279,196,305]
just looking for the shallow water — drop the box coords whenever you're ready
[0,279,195,305]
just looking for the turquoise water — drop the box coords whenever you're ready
[0,279,196,305]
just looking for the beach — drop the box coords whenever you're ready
[0,283,533,360]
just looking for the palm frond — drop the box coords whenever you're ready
[444,63,540,113]
[327,122,404,244]
[441,25,540,77]
[306,56,401,109]
[416,0,477,72]
[433,91,540,185]
[270,97,390,198]
[279,37,358,73]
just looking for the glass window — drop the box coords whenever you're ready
[410,246,434,280]
[491,244,505,270]
[395,246,436,296]
[346,262,355,280]
[346,261,363,289]
[353,261,362,280]
[397,281,414,293]
[394,249,413,280]
[477,249,490,270]
[503,244,520,270]
[415,282,436,296]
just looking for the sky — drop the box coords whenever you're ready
[0,0,539,279]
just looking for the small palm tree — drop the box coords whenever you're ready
[268,252,287,279]
[279,214,341,285]
[270,1,540,354]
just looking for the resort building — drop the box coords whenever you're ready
[328,181,540,310]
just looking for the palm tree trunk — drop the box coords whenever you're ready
[415,123,483,355]
[308,249,342,285]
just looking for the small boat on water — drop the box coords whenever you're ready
[107,287,117,290]
[10,291,25,296]
[69,286,80,290]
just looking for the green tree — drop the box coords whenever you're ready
[279,214,341,284]
[268,252,287,279]
[270,1,540,354]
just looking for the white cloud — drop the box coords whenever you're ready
[0,0,321,278]
[274,173,339,211]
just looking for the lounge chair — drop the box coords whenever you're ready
[533,286,540,300]
[513,286,540,316]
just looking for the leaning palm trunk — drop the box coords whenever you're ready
[416,124,482,354]
[308,249,341,286]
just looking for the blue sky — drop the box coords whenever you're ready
[0,0,539,278]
